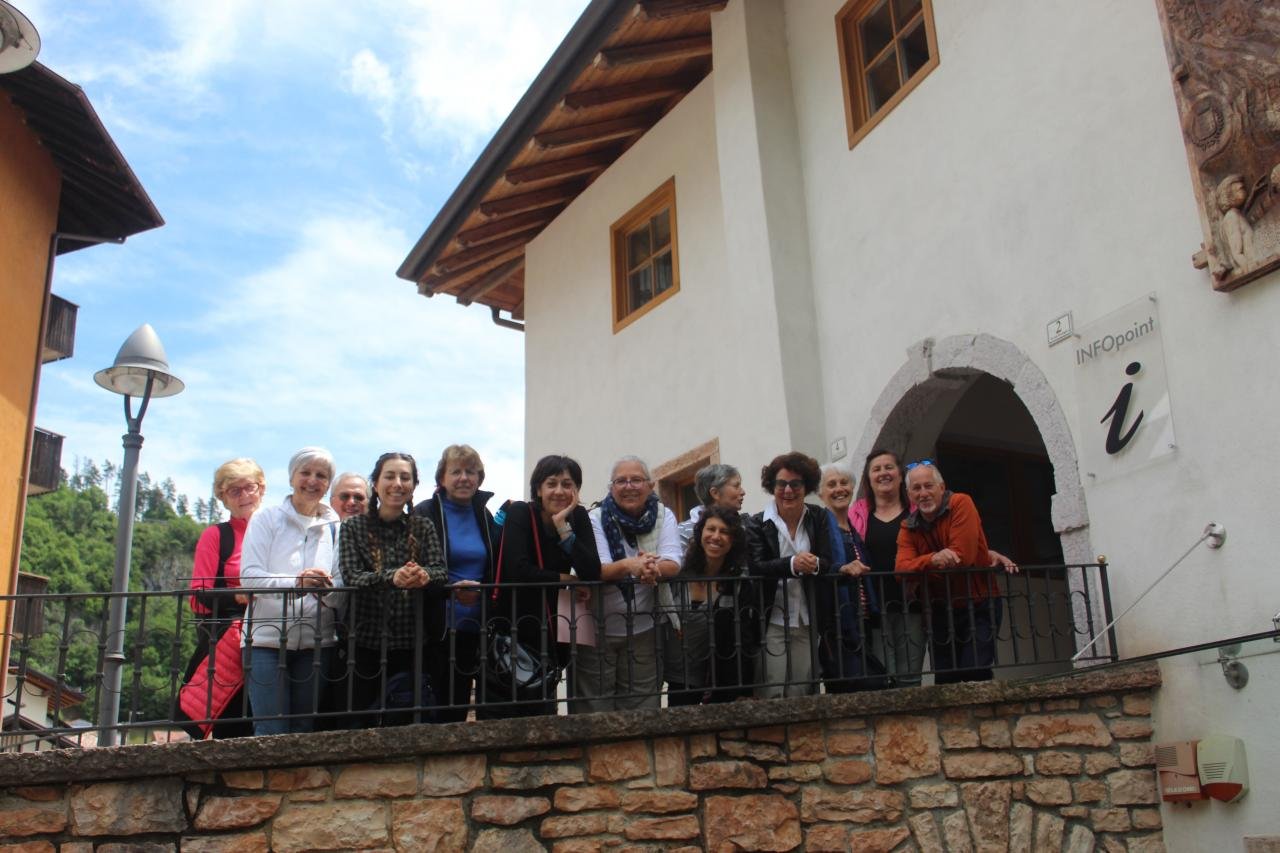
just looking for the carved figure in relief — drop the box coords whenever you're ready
[1215,174,1257,275]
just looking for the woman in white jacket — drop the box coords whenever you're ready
[240,447,342,735]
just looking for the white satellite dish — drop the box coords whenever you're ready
[0,1,40,74]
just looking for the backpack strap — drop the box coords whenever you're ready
[214,521,235,589]
[490,503,544,603]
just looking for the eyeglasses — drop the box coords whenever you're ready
[225,483,261,499]
[773,479,805,493]
[612,476,649,489]
[904,459,935,471]
[335,492,367,503]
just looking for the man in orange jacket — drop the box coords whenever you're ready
[896,460,1017,684]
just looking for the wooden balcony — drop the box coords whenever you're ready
[11,573,48,637]
[27,428,63,496]
[41,294,77,364]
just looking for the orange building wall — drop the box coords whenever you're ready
[0,92,60,639]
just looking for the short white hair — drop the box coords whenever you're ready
[288,447,335,482]
[906,461,945,486]
[331,472,368,492]
[820,462,855,483]
[610,455,652,482]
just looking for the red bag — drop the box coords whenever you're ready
[178,618,244,737]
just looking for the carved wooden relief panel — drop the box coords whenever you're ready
[1155,0,1280,291]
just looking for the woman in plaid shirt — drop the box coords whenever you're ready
[338,452,446,724]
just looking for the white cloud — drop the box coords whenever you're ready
[343,48,396,137]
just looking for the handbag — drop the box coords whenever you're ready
[485,506,562,703]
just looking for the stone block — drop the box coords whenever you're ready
[654,737,687,786]
[1127,834,1168,853]
[1012,714,1113,748]
[1043,699,1081,711]
[788,722,826,761]
[1036,750,1083,775]
[909,811,944,853]
[720,739,787,763]
[1009,802,1033,852]
[69,779,185,836]
[550,842,606,853]
[768,764,822,783]
[1085,752,1121,775]
[1091,808,1131,832]
[1035,813,1066,852]
[941,726,981,749]
[266,767,330,792]
[909,783,958,809]
[474,828,543,853]
[1026,779,1073,805]
[689,761,767,790]
[623,815,701,840]
[193,795,282,830]
[822,759,872,785]
[942,751,1024,779]
[979,720,1012,748]
[1122,694,1152,716]
[1132,808,1162,829]
[1074,780,1107,803]
[771,781,800,795]
[689,733,717,758]
[334,763,417,799]
[848,827,911,853]
[540,814,609,838]
[96,844,173,853]
[940,708,970,725]
[941,810,973,853]
[390,799,466,852]
[961,782,1011,851]
[587,741,651,782]
[287,789,327,803]
[705,794,800,851]
[554,786,620,812]
[1109,719,1154,740]
[1108,770,1159,805]
[0,842,55,853]
[1121,742,1156,767]
[621,791,697,814]
[0,794,66,837]
[799,789,904,824]
[873,716,941,783]
[1089,694,1119,708]
[826,731,871,756]
[272,801,388,852]
[471,795,551,825]
[805,823,850,852]
[491,763,584,791]
[423,754,487,795]
[179,833,270,853]
[995,702,1026,716]
[1065,825,1096,853]
[9,788,59,803]
[747,726,787,743]
[221,771,264,790]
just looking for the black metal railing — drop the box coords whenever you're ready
[1,564,1115,750]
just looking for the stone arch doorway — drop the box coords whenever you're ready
[851,334,1107,670]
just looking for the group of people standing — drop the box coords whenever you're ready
[181,443,1016,738]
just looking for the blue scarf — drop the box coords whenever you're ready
[599,493,659,601]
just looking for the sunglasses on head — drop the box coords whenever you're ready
[904,459,935,471]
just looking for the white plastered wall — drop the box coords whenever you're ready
[779,0,1280,847]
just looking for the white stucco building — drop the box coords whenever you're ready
[401,2,1280,847]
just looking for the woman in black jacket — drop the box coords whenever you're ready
[494,454,602,717]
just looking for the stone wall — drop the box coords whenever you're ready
[0,663,1163,852]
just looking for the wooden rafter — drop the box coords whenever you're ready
[479,181,586,218]
[455,205,562,248]
[534,112,659,150]
[511,300,525,321]
[456,257,525,306]
[505,150,616,185]
[639,0,728,20]
[434,227,542,274]
[596,34,712,69]
[420,244,526,295]
[561,74,699,111]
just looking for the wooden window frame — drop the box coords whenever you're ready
[610,177,680,333]
[835,0,939,149]
[653,437,720,521]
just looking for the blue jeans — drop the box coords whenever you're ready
[244,646,325,735]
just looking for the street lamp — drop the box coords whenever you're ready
[93,324,184,746]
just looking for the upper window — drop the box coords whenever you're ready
[611,177,679,332]
[835,0,939,148]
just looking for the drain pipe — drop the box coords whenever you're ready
[491,306,525,333]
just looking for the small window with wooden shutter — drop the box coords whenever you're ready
[611,177,680,332]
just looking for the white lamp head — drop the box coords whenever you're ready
[94,324,185,398]
[0,1,40,74]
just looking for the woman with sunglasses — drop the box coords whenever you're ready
[339,452,446,724]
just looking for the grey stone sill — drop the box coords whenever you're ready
[0,661,1159,787]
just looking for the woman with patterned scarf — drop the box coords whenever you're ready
[574,456,681,712]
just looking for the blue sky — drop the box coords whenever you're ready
[25,0,590,513]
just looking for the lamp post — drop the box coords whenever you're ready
[93,324,184,746]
